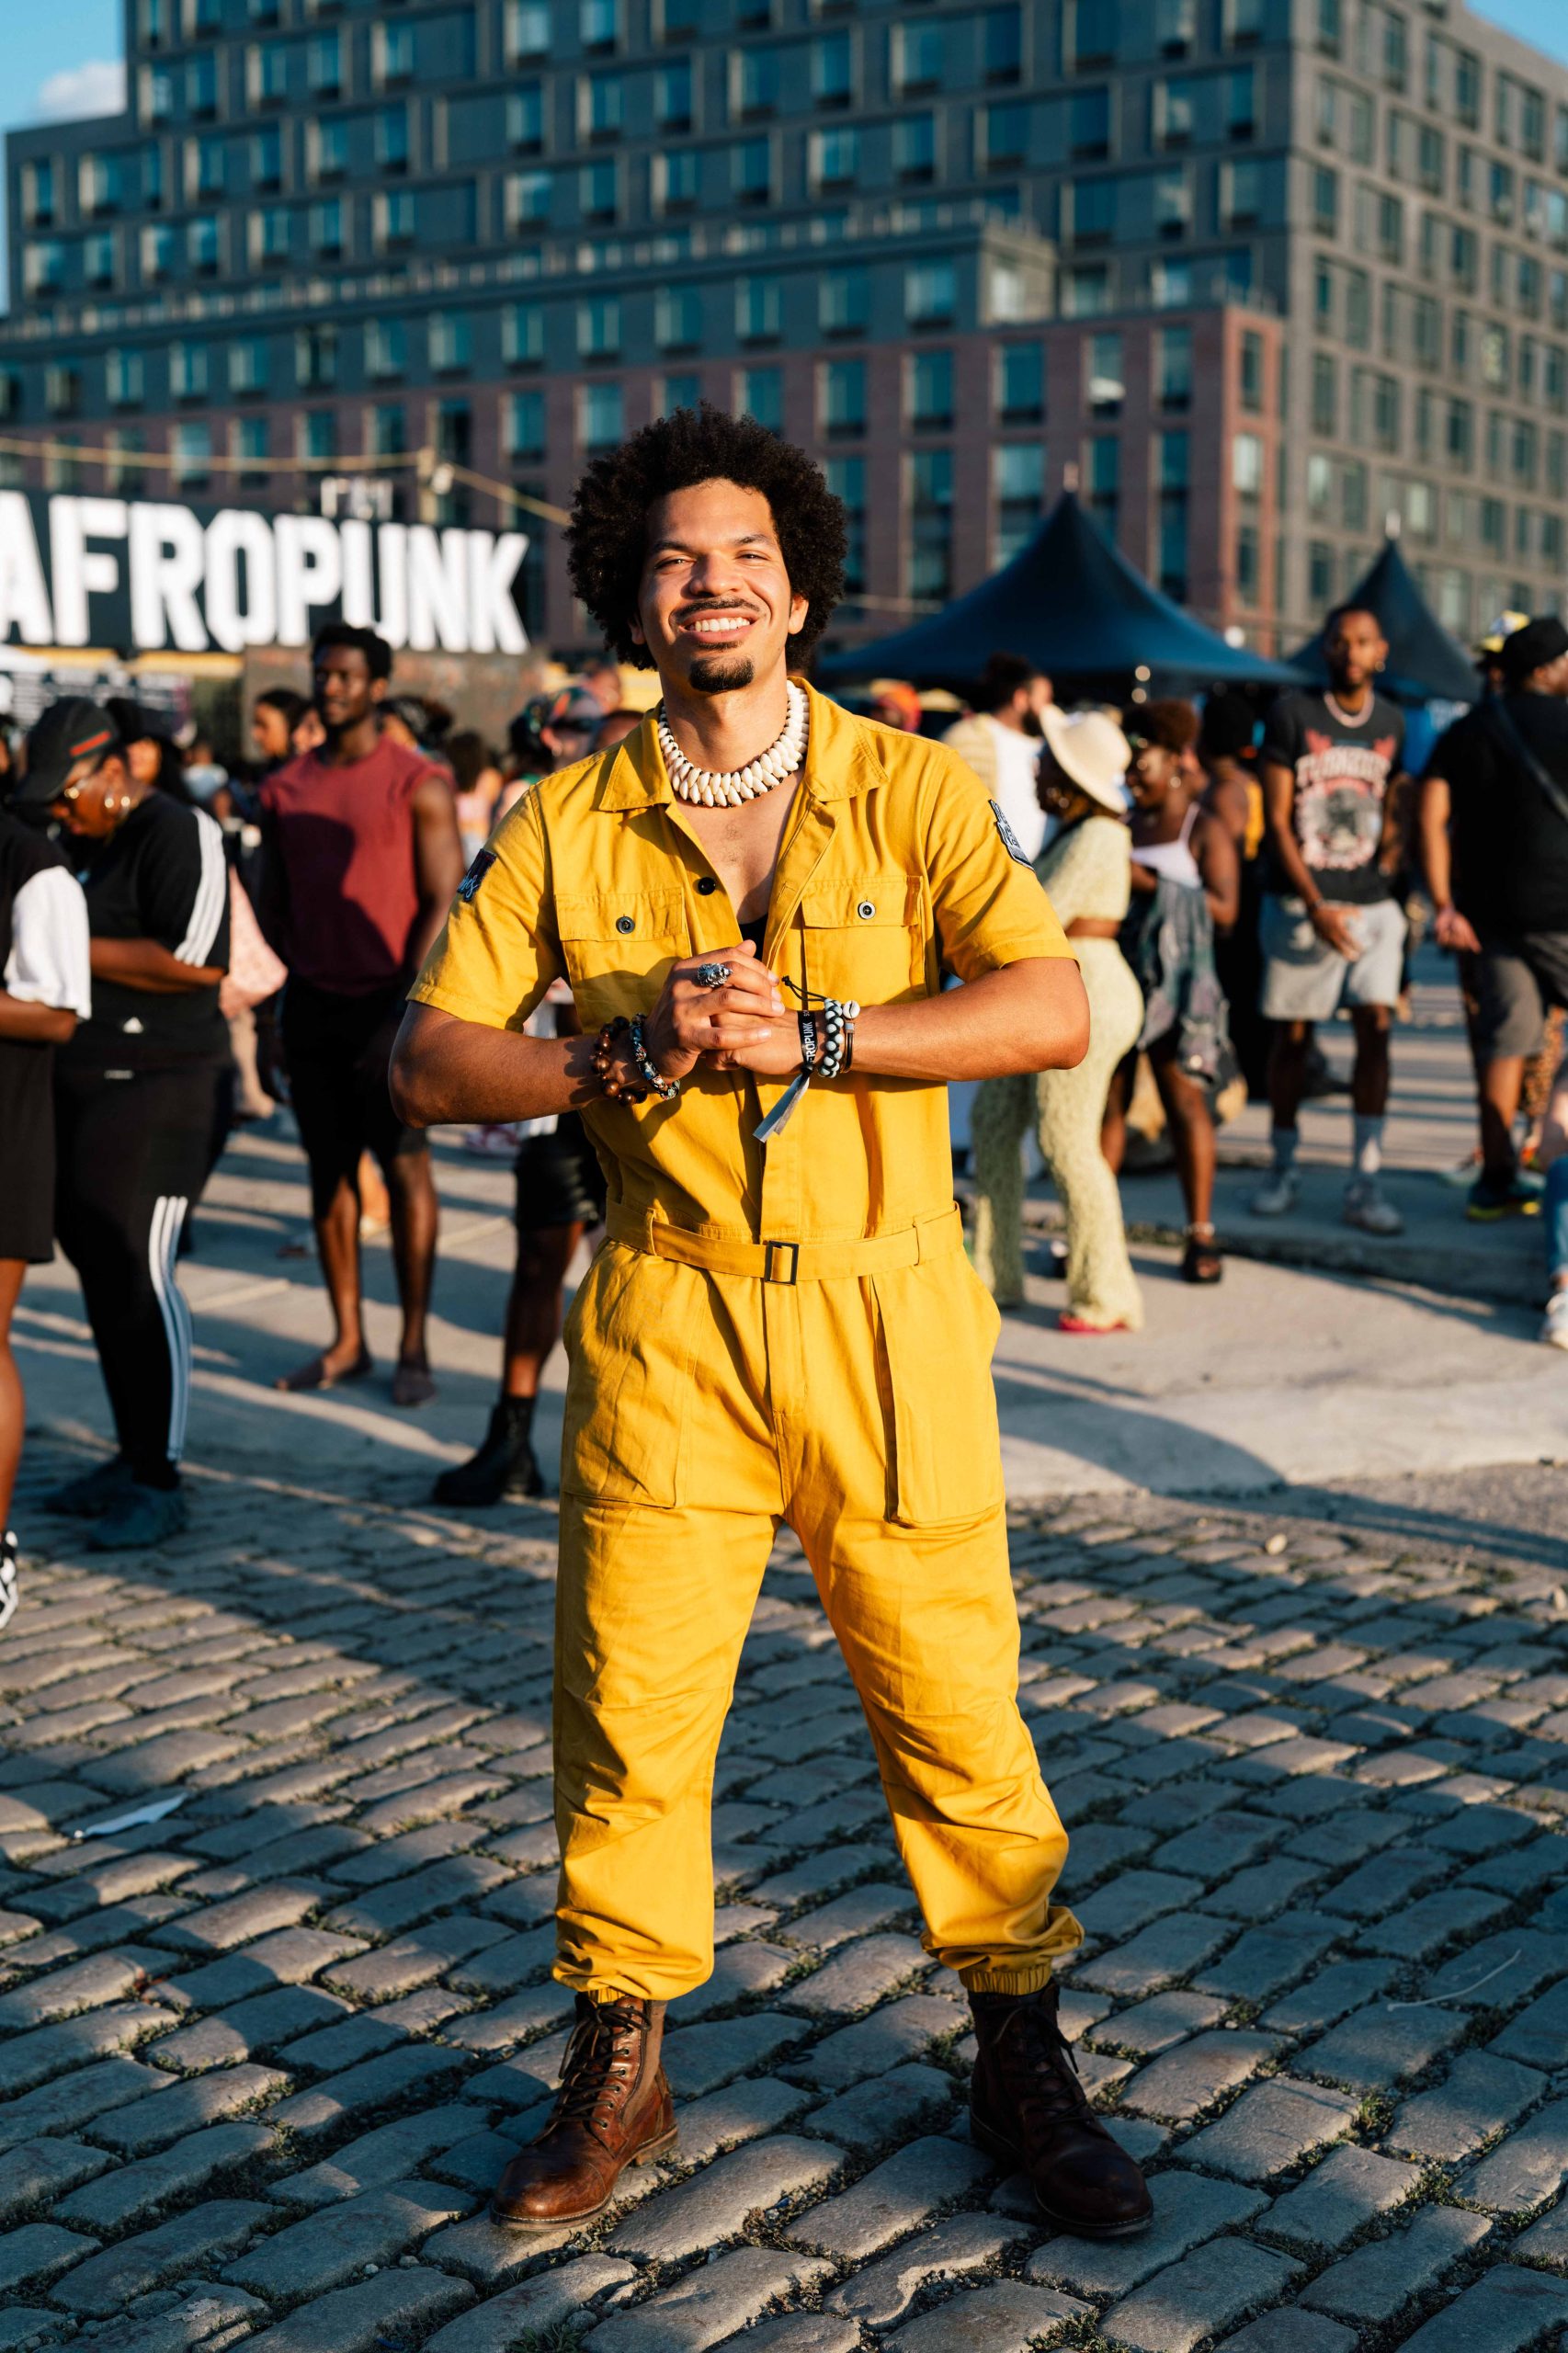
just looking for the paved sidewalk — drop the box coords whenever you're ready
[2,1445,1565,2352]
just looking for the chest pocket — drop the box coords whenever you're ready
[555,891,689,1023]
[796,874,925,1006]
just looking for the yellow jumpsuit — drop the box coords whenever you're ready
[411,685,1085,2003]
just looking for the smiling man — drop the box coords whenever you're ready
[390,407,1148,2240]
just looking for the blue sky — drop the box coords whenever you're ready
[2,0,1566,304]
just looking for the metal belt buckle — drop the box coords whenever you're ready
[763,1240,801,1285]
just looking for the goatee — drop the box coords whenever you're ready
[688,654,756,696]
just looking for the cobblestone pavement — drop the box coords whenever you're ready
[3,1449,1568,2353]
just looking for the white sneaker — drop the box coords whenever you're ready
[1343,1179,1404,1235]
[1541,1291,1568,1350]
[0,1533,17,1634]
[1251,1168,1299,1217]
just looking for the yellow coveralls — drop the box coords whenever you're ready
[411,685,1085,2002]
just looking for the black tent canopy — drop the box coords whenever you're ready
[1287,537,1477,706]
[819,494,1304,696]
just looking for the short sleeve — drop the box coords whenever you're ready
[143,807,230,970]
[1259,694,1299,772]
[6,863,92,1017]
[408,783,562,1030]
[1421,716,1477,786]
[923,751,1074,982]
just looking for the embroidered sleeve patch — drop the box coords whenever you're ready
[990,801,1033,867]
[457,848,497,904]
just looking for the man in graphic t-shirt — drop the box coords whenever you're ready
[1252,605,1408,1234]
[258,624,464,1403]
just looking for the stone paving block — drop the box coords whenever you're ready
[789,1993,965,2087]
[802,2060,956,2152]
[662,2011,811,2097]
[1300,2000,1470,2094]
[52,2197,268,2313]
[783,1930,930,2015]
[611,2133,845,2261]
[723,2319,861,2353]
[826,2212,1028,2325]
[582,2248,831,2351]
[1027,2169,1267,2298]
[147,1880,331,1955]
[1217,2314,1358,2353]
[447,1925,555,1998]
[224,2180,470,2300]
[1087,1991,1230,2057]
[56,2120,275,2232]
[1100,2236,1302,2353]
[1260,1958,1397,2034]
[271,2104,492,2209]
[1357,1886,1512,1960]
[1513,2198,1568,2267]
[885,2279,1089,2350]
[322,1915,515,2004]
[1191,1914,1344,2002]
[1418,1927,1562,2012]
[1179,2076,1358,2183]
[1257,2143,1422,2254]
[1489,1978,1568,2069]
[665,1938,796,2019]
[1299,2205,1494,2324]
[320,1855,512,1939]
[1394,2264,1568,2352]
[1319,1848,1449,1921]
[0,1947,150,2029]
[1074,1913,1233,1997]
[0,2053,166,2152]
[68,2287,270,2353]
[236,2264,472,2351]
[425,2256,638,2350]
[89,2059,290,2154]
[148,1984,347,2072]
[444,1981,574,2052]
[1077,1869,1208,1940]
[0,2221,99,2294]
[1460,2095,1568,2213]
[0,2134,111,2223]
[158,1928,366,2011]
[787,2134,994,2260]
[669,2072,812,2165]
[1193,1859,1326,1921]
[0,2312,68,2353]
[1119,2029,1282,2122]
[1387,2050,1549,2162]
[265,2043,469,2139]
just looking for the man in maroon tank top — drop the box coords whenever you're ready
[258,625,464,1402]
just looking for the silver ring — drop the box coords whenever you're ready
[695,961,732,989]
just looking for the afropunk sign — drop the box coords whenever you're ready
[0,490,530,658]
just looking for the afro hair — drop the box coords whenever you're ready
[566,404,847,670]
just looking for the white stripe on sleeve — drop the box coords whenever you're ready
[5,865,92,1017]
[174,809,227,966]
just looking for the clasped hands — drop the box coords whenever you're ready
[642,942,812,1083]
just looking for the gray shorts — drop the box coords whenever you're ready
[1471,931,1568,1063]
[1259,893,1407,1022]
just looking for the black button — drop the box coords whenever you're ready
[616,915,635,935]
[697,876,719,895]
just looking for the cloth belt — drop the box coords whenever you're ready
[605,1202,964,1285]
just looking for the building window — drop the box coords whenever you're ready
[107,350,145,408]
[1070,0,1117,73]
[228,335,268,395]
[737,368,782,432]
[661,373,701,416]
[736,277,780,343]
[895,115,937,185]
[366,321,406,380]
[1156,427,1188,599]
[299,411,337,466]
[1223,0,1264,46]
[253,209,291,266]
[998,343,1044,423]
[141,223,175,281]
[296,325,338,390]
[1085,435,1119,536]
[309,199,343,256]
[994,443,1045,564]
[23,158,55,227]
[581,0,619,51]
[985,103,1029,170]
[656,59,692,128]
[1235,522,1261,604]
[811,31,852,108]
[369,404,405,464]
[507,170,551,229]
[1088,331,1124,416]
[375,191,415,247]
[1223,158,1264,228]
[810,129,858,191]
[1156,167,1192,237]
[1312,166,1338,236]
[583,71,623,140]
[1226,66,1256,141]
[377,106,410,172]
[82,153,126,217]
[107,430,147,501]
[905,261,957,328]
[375,23,414,85]
[508,86,543,150]
[1070,88,1110,159]
[1233,430,1264,497]
[580,161,618,221]
[429,313,472,374]
[1239,330,1265,412]
[505,391,546,460]
[895,23,943,94]
[505,303,545,364]
[578,298,621,358]
[187,53,218,115]
[1072,179,1115,244]
[1155,75,1197,149]
[736,48,778,116]
[906,449,953,601]
[821,268,869,336]
[1312,351,1337,435]
[579,381,624,449]
[657,285,703,349]
[908,350,954,430]
[985,5,1023,81]
[508,0,551,62]
[308,30,341,95]
[825,456,866,596]
[172,421,212,488]
[310,118,347,182]
[732,140,771,204]
[86,232,119,288]
[820,359,866,437]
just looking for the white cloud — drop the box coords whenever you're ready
[33,58,127,122]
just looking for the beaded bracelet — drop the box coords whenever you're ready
[817,996,861,1082]
[629,1012,681,1101]
[592,1017,648,1104]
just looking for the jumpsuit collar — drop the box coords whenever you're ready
[596,680,888,813]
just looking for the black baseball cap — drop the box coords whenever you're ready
[7,697,121,811]
[1499,616,1568,688]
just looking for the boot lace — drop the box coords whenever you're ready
[998,1994,1096,2143]
[551,2002,642,2144]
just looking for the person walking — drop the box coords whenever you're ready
[943,654,1053,868]
[1539,1048,1568,1347]
[28,700,230,1549]
[257,624,464,1403]
[1251,606,1408,1233]
[1418,616,1568,1222]
[392,406,1151,2243]
[1103,702,1239,1286]
[0,771,92,1617]
[971,708,1144,1332]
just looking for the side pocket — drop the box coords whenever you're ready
[872,1255,1006,1527]
[561,1245,700,1509]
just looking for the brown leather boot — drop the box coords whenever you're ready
[969,1983,1153,2239]
[491,1992,677,2230]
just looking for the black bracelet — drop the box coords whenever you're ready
[797,1008,819,1074]
[629,1012,680,1101]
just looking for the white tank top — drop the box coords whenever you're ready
[1130,803,1201,890]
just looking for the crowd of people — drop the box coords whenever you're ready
[1,579,1565,1608]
